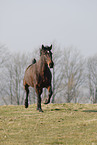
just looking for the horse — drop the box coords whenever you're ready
[23,45,54,112]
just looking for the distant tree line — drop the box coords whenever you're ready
[0,44,97,105]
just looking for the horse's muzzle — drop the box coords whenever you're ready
[49,62,54,68]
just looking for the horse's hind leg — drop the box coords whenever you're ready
[24,84,29,108]
[44,86,53,104]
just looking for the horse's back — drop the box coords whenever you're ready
[23,64,35,87]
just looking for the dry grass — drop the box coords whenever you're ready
[0,103,97,144]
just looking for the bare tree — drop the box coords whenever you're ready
[0,45,10,105]
[3,52,30,105]
[87,54,97,103]
[51,44,63,103]
[4,48,40,105]
[61,47,85,103]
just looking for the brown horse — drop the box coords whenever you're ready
[23,45,54,112]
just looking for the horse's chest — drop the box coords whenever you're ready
[43,76,48,83]
[41,75,50,86]
[38,70,51,87]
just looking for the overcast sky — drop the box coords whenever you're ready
[0,0,97,57]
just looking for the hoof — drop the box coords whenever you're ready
[39,109,43,112]
[44,99,50,104]
[37,108,43,112]
[25,100,28,108]
[25,105,28,108]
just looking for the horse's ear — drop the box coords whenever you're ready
[42,45,44,49]
[50,44,52,50]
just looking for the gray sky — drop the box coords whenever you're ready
[0,0,97,57]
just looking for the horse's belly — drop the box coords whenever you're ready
[25,74,34,87]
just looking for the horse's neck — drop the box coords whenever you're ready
[38,56,48,72]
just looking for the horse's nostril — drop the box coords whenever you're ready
[49,62,54,68]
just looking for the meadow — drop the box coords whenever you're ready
[0,103,97,145]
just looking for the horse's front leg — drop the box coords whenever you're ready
[37,95,43,112]
[44,86,53,104]
[35,86,43,112]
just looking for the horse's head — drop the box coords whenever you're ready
[40,45,54,68]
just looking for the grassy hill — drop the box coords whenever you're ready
[0,103,97,145]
